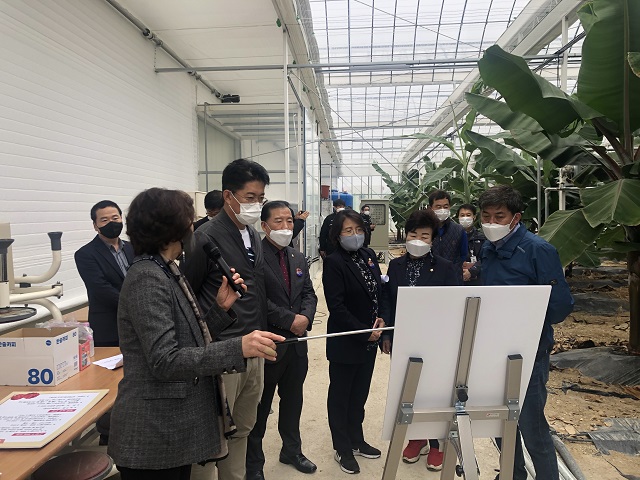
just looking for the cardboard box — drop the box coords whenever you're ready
[0,327,79,386]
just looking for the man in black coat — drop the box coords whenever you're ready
[75,200,134,347]
[457,203,485,285]
[428,190,468,282]
[360,204,376,248]
[246,202,318,479]
[319,198,346,258]
[75,200,133,447]
[193,189,224,230]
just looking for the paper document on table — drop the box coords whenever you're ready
[93,354,123,370]
[0,390,108,448]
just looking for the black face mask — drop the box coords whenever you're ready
[98,221,123,239]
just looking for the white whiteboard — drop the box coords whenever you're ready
[382,285,551,441]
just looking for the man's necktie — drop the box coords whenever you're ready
[278,249,291,293]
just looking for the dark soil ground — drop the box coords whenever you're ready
[548,262,640,478]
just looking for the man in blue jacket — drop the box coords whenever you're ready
[479,185,574,480]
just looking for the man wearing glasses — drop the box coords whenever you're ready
[185,158,271,480]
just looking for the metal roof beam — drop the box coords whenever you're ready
[399,0,586,169]
[155,54,579,73]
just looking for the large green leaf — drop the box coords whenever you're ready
[465,93,543,132]
[392,133,457,156]
[580,179,640,227]
[538,209,605,267]
[572,165,612,187]
[466,130,534,180]
[577,0,640,133]
[372,163,397,189]
[630,52,640,78]
[611,241,640,253]
[440,156,463,172]
[596,225,626,248]
[575,248,602,268]
[478,45,602,134]
[420,166,455,189]
[446,177,466,193]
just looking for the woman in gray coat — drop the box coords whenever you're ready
[108,188,283,480]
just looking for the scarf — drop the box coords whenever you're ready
[166,259,236,460]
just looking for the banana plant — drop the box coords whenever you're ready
[471,0,640,350]
[372,160,454,237]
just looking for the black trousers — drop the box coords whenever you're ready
[246,346,308,472]
[327,350,376,455]
[118,464,191,480]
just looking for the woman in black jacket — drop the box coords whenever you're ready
[322,209,384,475]
[379,208,460,472]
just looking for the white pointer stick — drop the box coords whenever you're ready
[276,326,395,345]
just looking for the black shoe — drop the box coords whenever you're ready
[279,452,317,474]
[246,471,265,480]
[334,451,360,474]
[352,442,381,459]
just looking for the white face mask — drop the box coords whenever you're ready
[231,193,262,226]
[267,227,293,248]
[482,216,516,242]
[459,217,474,228]
[335,207,345,213]
[406,239,431,258]
[362,210,370,216]
[434,208,450,221]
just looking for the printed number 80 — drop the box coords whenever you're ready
[28,368,54,385]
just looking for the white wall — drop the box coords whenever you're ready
[0,0,215,315]
[197,118,240,192]
[241,139,300,205]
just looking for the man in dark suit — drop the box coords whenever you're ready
[319,198,346,258]
[246,202,318,479]
[428,190,468,283]
[194,189,224,230]
[75,200,134,347]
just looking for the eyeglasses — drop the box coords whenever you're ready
[341,227,365,235]
[232,192,268,205]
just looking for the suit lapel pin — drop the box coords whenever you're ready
[296,267,303,277]
[367,258,374,268]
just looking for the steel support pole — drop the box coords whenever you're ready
[154,54,577,73]
[297,75,304,213]
[283,30,290,201]
[204,103,209,191]
[382,358,424,480]
[537,156,542,229]
[561,16,568,91]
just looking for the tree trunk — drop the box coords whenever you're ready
[625,225,640,352]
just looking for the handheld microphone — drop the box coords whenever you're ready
[202,241,245,298]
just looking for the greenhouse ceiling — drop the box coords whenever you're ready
[305,0,586,183]
[115,0,588,191]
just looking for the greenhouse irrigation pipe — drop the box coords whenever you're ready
[552,434,587,480]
